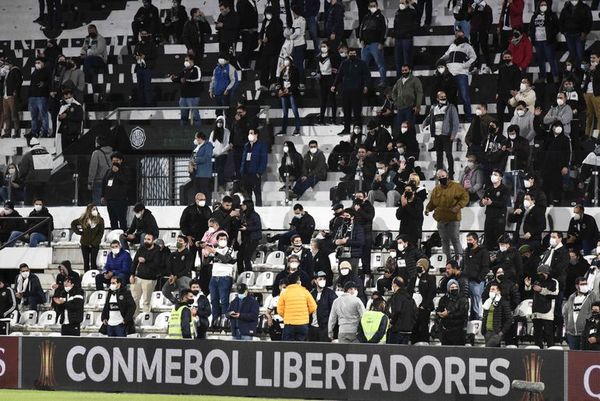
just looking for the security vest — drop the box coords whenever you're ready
[360,311,387,343]
[167,305,196,339]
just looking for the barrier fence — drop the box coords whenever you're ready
[0,336,598,400]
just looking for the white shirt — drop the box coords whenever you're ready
[107,293,122,326]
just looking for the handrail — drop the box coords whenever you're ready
[0,216,53,251]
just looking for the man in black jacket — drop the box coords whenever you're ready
[57,89,84,150]
[162,0,188,43]
[582,52,600,137]
[211,195,235,238]
[236,0,258,69]
[285,235,315,278]
[133,30,157,107]
[271,204,315,250]
[54,277,84,336]
[257,7,283,90]
[336,147,376,202]
[496,51,521,124]
[481,283,513,347]
[462,232,490,320]
[566,204,598,255]
[394,235,426,284]
[387,276,417,344]
[0,201,25,244]
[180,192,212,243]
[309,271,338,342]
[6,198,53,247]
[102,152,129,231]
[216,2,240,54]
[359,0,387,87]
[182,8,212,61]
[121,203,159,250]
[492,234,523,283]
[190,279,211,339]
[431,61,458,106]
[0,276,17,333]
[101,276,136,337]
[481,169,509,251]
[393,0,418,76]
[408,258,436,343]
[509,193,546,252]
[505,125,530,172]
[1,58,23,138]
[14,263,45,311]
[170,54,203,126]
[540,231,569,336]
[527,264,559,348]
[559,0,592,65]
[230,105,256,178]
[582,301,600,351]
[132,0,160,44]
[131,233,163,315]
[162,235,194,304]
[333,209,365,273]
[28,57,51,138]
[438,260,470,299]
[353,192,375,274]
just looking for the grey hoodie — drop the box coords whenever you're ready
[88,145,113,185]
[328,293,365,337]
[563,290,598,335]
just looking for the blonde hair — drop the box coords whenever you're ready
[81,204,101,228]
[409,173,420,186]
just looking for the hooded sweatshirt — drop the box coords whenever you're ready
[209,116,231,157]
[440,38,476,76]
[210,61,237,96]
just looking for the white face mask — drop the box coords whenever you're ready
[499,245,509,252]
[398,243,406,252]
[248,134,256,142]
[572,212,581,221]
[34,205,42,212]
[35,64,42,70]
[339,52,347,58]
[64,286,72,292]
[353,128,361,134]
[21,271,30,279]
[378,168,386,175]
[519,83,527,91]
[596,246,600,255]
[400,127,408,133]
[109,284,118,291]
[350,291,358,297]
[111,248,120,255]
[320,47,328,54]
[437,67,445,74]
[466,161,475,169]
[284,59,291,67]
[207,226,216,233]
[579,284,589,293]
[317,280,326,288]
[516,110,525,117]
[309,147,318,154]
[335,290,345,297]
[135,212,143,219]
[571,0,579,4]
[265,13,272,20]
[91,210,98,217]
[196,200,206,207]
[557,98,565,106]
[193,138,199,146]
[554,126,563,134]
[184,61,192,68]
[389,251,397,258]
[509,133,517,140]
[65,98,74,104]
[490,175,500,184]
[488,291,497,299]
[524,180,533,188]
[217,122,223,128]
[283,146,289,153]
[8,168,15,175]
[369,7,377,13]
[549,238,558,247]
[218,58,226,65]
[289,262,300,270]
[540,5,547,12]
[523,199,532,209]
[340,268,350,276]
[399,3,406,9]
[218,239,228,248]
[475,109,482,116]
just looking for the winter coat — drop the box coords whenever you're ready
[277,284,317,325]
[24,206,54,236]
[101,287,136,334]
[459,165,486,200]
[396,199,424,245]
[508,35,533,70]
[408,272,437,311]
[432,71,458,106]
[391,74,423,110]
[126,209,159,238]
[469,3,492,32]
[529,10,559,45]
[462,246,490,283]
[29,66,51,97]
[481,297,513,335]
[311,287,337,327]
[543,104,573,136]
[563,291,599,335]
[325,2,344,37]
[497,63,521,101]
[70,216,105,247]
[387,288,417,333]
[359,9,387,44]
[81,34,107,62]
[101,165,128,201]
[209,116,231,157]
[167,248,195,278]
[440,39,476,76]
[260,16,284,55]
[508,88,536,112]
[132,245,163,280]
[328,293,365,336]
[179,204,211,240]
[302,150,327,180]
[423,103,460,137]
[88,146,113,185]
[58,286,84,326]
[393,6,418,39]
[510,111,535,143]
[216,10,241,45]
[173,65,202,98]
[193,141,214,178]
[425,181,469,222]
[436,293,469,330]
[559,1,592,35]
[529,276,559,320]
[240,140,268,175]
[182,18,212,51]
[210,63,237,96]
[18,145,52,184]
[103,249,132,279]
[227,294,260,336]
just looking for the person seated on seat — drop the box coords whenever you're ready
[0,201,24,245]
[6,198,53,248]
[269,204,316,251]
[14,263,46,311]
[119,203,159,250]
[95,240,132,290]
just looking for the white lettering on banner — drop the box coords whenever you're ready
[584,365,600,400]
[137,349,162,383]
[363,355,388,391]
[283,352,303,389]
[255,351,272,387]
[204,349,229,386]
[415,356,443,394]
[113,348,134,382]
[232,351,248,386]
[346,354,367,391]
[445,357,466,394]
[87,346,111,382]
[273,352,280,388]
[184,349,203,385]
[489,358,510,397]
[325,353,346,390]
[469,358,488,395]
[66,346,86,382]
[389,355,413,392]
[305,353,323,389]
[0,348,5,377]
[165,349,182,384]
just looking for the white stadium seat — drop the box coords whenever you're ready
[329,253,338,273]
[19,311,38,326]
[81,270,100,290]
[253,250,266,264]
[87,291,107,308]
[430,254,447,271]
[251,272,275,290]
[96,249,109,269]
[237,271,255,286]
[151,291,167,310]
[105,230,124,243]
[82,312,98,328]
[137,312,155,328]
[38,310,57,327]
[153,312,171,329]
[262,251,286,270]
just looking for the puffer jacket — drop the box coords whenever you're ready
[563,291,599,335]
[481,297,513,335]
[528,276,559,320]
[425,180,469,222]
[277,284,317,325]
[440,39,476,76]
[387,287,417,333]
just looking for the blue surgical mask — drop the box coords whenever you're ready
[238,294,246,300]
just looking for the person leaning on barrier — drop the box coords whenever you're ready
[101,276,136,338]
[357,298,389,344]
[168,288,196,339]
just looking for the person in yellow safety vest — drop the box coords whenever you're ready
[168,289,196,339]
[357,298,389,343]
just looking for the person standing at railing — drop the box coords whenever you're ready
[70,204,105,272]
[6,198,54,248]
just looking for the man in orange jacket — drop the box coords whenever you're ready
[277,271,318,341]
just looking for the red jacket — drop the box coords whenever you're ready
[499,0,524,28]
[508,34,532,70]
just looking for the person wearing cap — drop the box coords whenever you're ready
[121,203,159,250]
[328,281,366,343]
[462,232,490,320]
[582,301,600,351]
[425,169,469,259]
[357,297,389,344]
[566,204,599,255]
[0,201,25,245]
[525,264,559,348]
[130,233,163,315]
[386,276,417,344]
[209,52,237,115]
[18,137,52,204]
[336,261,366,303]
[277,272,318,341]
[491,233,523,284]
[508,192,546,252]
[227,283,259,340]
[332,208,365,273]
[273,255,311,297]
[310,271,337,342]
[481,283,513,347]
[28,57,51,138]
[438,260,470,299]
[0,276,17,334]
[408,258,436,343]
[53,277,84,337]
[436,278,469,345]
[6,198,53,248]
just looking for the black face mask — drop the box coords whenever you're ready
[344,217,352,224]
[439,177,448,186]
[349,54,357,60]
[449,288,459,296]
[503,59,512,65]
[186,299,194,305]
[405,191,413,200]
[496,274,504,282]
[354,198,363,205]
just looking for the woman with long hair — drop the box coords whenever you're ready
[71,204,105,271]
[276,55,301,136]
[209,115,231,187]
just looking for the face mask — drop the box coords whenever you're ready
[573,212,581,221]
[176,242,184,249]
[8,168,15,175]
[466,161,475,169]
[557,98,565,106]
[389,251,397,258]
[349,54,357,60]
[207,227,216,233]
[218,240,228,248]
[503,58,512,65]
[335,290,344,297]
[437,67,445,74]
[284,59,291,67]
[184,61,191,68]
[248,134,256,142]
[91,210,98,217]
[289,262,300,270]
[21,272,30,279]
[109,284,118,291]
[400,127,408,134]
[353,128,361,134]
[475,109,483,116]
[34,205,42,212]
[488,291,497,299]
[523,200,532,209]
[540,5,547,12]
[135,212,143,219]
[399,3,407,9]
[320,47,328,54]
[218,58,226,65]
[554,126,563,134]
[309,147,318,154]
[564,84,573,91]
[582,63,588,70]
[549,238,558,247]
[317,280,326,288]
[339,52,347,58]
[35,64,42,70]
[340,268,349,276]
[398,243,406,252]
[571,0,579,4]
[439,177,448,186]
[283,146,289,153]
[265,13,272,20]
[449,288,459,296]
[496,273,505,282]
[593,61,599,67]
[111,248,119,255]
[238,293,246,300]
[516,110,525,117]
[196,200,206,207]
[491,175,501,184]
[397,147,405,155]
[509,133,517,140]
[520,83,527,91]
[65,98,74,104]
[438,99,446,105]
[499,245,509,252]
[369,7,377,12]
[378,168,386,175]
[524,180,532,189]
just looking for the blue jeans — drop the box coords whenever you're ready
[232,330,253,340]
[361,43,386,85]
[387,331,410,344]
[394,39,413,78]
[566,333,582,350]
[179,97,201,126]
[292,45,306,80]
[209,276,233,322]
[306,16,319,53]
[454,19,470,39]
[107,324,127,337]
[215,93,231,115]
[534,41,559,78]
[91,182,103,205]
[136,69,153,106]
[293,175,319,198]
[455,74,472,121]
[469,280,485,320]
[7,231,48,247]
[282,324,309,341]
[28,97,49,136]
[281,95,301,133]
[564,32,584,64]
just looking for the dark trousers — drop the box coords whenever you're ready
[434,135,454,177]
[361,232,372,274]
[107,323,127,337]
[106,199,128,231]
[219,40,236,55]
[61,323,81,336]
[387,331,410,344]
[417,0,432,25]
[136,69,154,107]
[193,177,211,205]
[342,88,363,132]
[292,175,319,199]
[496,97,513,125]
[309,325,331,342]
[484,215,505,250]
[46,0,62,30]
[471,31,491,67]
[81,244,99,272]
[239,30,257,68]
[242,173,262,206]
[319,75,337,122]
[411,308,431,343]
[441,327,466,345]
[282,324,309,341]
[237,238,259,273]
[258,51,278,87]
[533,318,554,348]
